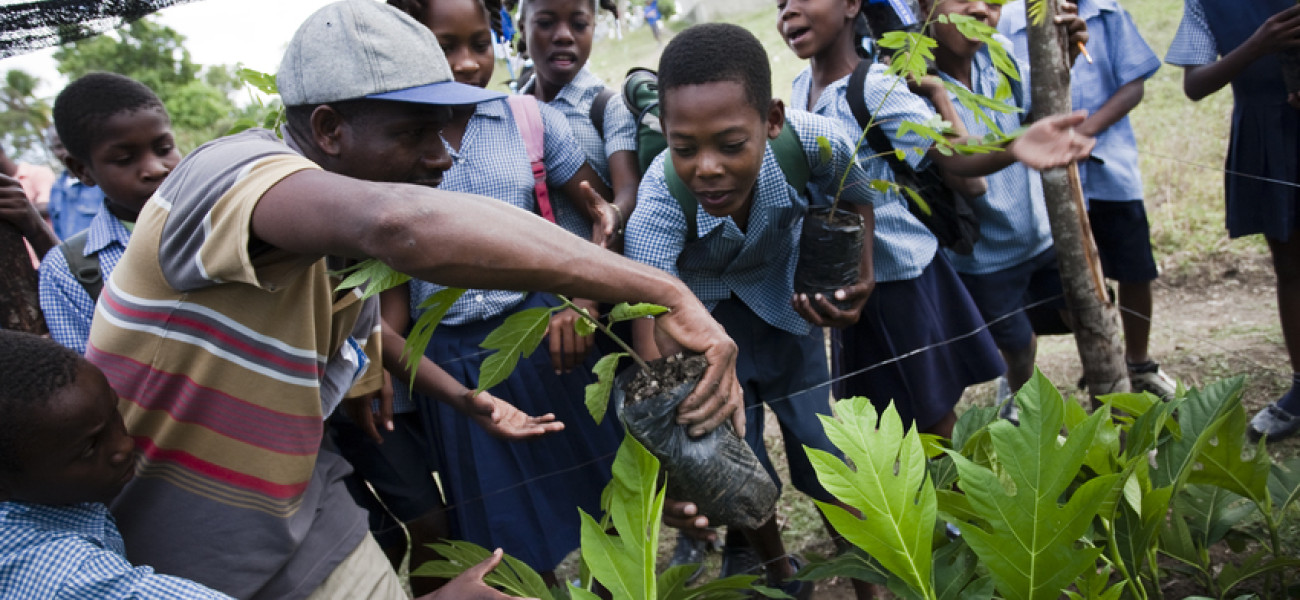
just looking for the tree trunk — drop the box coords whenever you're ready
[0,223,47,334]
[1025,1,1129,396]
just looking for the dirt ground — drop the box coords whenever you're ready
[661,249,1299,599]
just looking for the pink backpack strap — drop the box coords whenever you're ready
[505,95,555,224]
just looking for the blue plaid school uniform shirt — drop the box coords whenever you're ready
[0,501,232,599]
[38,202,130,355]
[793,64,940,282]
[1164,0,1218,65]
[940,36,1053,275]
[999,0,1160,202]
[523,68,639,238]
[624,109,877,336]
[395,99,589,413]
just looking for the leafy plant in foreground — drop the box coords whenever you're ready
[805,371,1300,600]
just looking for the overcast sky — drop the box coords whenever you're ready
[0,0,332,97]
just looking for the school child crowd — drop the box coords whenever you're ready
[0,0,1297,598]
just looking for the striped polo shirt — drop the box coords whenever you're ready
[86,128,382,599]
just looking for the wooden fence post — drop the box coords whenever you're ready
[1025,0,1130,396]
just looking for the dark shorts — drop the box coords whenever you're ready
[1088,200,1159,283]
[328,411,444,548]
[958,248,1067,352]
[710,298,841,504]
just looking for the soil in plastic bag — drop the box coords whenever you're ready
[794,206,865,310]
[1281,49,1300,94]
[616,353,778,530]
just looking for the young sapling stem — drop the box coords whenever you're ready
[557,295,653,373]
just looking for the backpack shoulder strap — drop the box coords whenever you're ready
[506,95,557,224]
[662,155,698,244]
[769,121,809,195]
[58,230,103,300]
[590,87,616,141]
[845,59,910,174]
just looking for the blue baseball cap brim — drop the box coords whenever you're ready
[366,80,506,106]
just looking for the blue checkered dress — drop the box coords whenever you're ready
[1165,0,1218,66]
[0,501,232,599]
[522,68,639,238]
[38,203,130,355]
[624,109,877,336]
[793,64,941,283]
[940,36,1054,275]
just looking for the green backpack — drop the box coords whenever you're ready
[620,68,812,242]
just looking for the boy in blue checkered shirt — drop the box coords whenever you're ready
[38,72,181,355]
[0,330,518,600]
[0,330,232,599]
[624,23,876,598]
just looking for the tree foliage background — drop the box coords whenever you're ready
[2,16,252,163]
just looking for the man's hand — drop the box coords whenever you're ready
[1008,111,1096,170]
[461,389,566,440]
[662,499,717,543]
[340,372,394,444]
[415,549,535,600]
[792,279,874,328]
[547,299,598,373]
[651,295,745,437]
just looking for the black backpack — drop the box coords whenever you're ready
[57,230,104,299]
[845,59,982,255]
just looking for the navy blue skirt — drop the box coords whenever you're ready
[833,253,1005,430]
[416,293,621,571]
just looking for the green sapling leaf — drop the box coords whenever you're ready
[902,186,931,217]
[403,287,466,389]
[237,68,278,95]
[870,179,892,193]
[574,313,598,337]
[475,306,558,393]
[608,302,669,323]
[817,135,834,166]
[332,258,411,300]
[584,353,626,424]
[413,540,555,600]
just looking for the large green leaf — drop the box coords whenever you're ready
[1111,460,1173,589]
[582,434,664,600]
[945,371,1123,600]
[584,353,626,424]
[475,306,557,393]
[807,398,937,599]
[1175,484,1255,549]
[1185,392,1271,507]
[331,258,411,300]
[1151,377,1245,490]
[1268,456,1300,514]
[931,542,983,600]
[412,540,554,600]
[402,287,467,389]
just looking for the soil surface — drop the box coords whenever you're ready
[624,353,708,405]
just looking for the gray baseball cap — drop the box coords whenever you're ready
[277,0,505,107]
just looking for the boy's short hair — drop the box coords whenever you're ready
[52,72,167,164]
[0,331,82,473]
[657,23,772,115]
[388,0,504,35]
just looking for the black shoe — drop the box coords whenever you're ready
[666,531,709,584]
